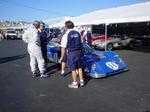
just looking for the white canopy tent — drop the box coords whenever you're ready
[71,2,150,51]
[72,2,150,25]
[44,2,150,27]
[44,2,150,51]
[44,16,72,28]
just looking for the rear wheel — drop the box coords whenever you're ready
[127,41,134,49]
[6,36,9,40]
[107,43,113,51]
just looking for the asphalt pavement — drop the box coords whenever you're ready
[0,40,150,112]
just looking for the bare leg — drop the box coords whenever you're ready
[78,68,83,80]
[61,62,66,74]
[72,70,77,82]
[76,69,79,75]
[68,70,78,88]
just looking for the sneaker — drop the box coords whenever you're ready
[61,71,65,76]
[40,73,49,78]
[80,81,85,87]
[68,82,78,88]
[32,73,39,78]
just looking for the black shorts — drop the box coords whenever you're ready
[67,51,82,71]
[62,52,67,63]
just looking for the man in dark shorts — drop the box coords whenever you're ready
[60,21,85,88]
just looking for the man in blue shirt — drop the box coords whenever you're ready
[60,21,85,88]
[39,22,48,67]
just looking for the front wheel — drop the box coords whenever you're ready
[107,43,113,51]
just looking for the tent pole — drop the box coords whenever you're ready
[105,24,108,51]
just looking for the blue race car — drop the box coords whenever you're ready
[47,41,128,78]
[47,41,61,63]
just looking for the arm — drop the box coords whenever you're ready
[32,29,41,46]
[59,47,65,63]
[59,31,68,63]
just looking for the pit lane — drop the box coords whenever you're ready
[0,40,150,112]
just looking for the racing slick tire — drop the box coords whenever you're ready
[107,43,113,51]
[127,41,134,49]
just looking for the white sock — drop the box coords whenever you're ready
[80,79,84,82]
[73,81,77,85]
[61,71,64,74]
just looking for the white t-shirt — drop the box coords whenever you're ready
[61,29,80,48]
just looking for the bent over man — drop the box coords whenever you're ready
[60,21,85,88]
[22,20,49,78]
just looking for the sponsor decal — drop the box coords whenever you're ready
[71,34,79,38]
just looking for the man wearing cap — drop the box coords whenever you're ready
[60,21,85,88]
[22,20,49,78]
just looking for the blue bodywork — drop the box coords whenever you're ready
[47,41,61,63]
[47,41,128,78]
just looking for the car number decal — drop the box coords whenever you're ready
[106,62,119,70]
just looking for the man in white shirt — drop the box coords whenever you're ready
[60,21,85,88]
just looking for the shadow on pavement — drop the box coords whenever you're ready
[63,71,71,77]
[0,54,28,64]
[46,63,61,74]
[84,75,93,85]
[130,47,150,53]
[47,63,61,71]
[46,63,93,85]
[46,63,71,77]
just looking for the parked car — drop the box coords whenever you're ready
[15,29,24,39]
[47,41,128,78]
[90,34,109,46]
[0,29,4,40]
[5,30,17,40]
[91,34,134,50]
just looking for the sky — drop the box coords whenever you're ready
[0,0,149,22]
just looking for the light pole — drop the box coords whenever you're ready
[105,23,109,51]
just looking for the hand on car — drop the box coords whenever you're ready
[58,58,62,63]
